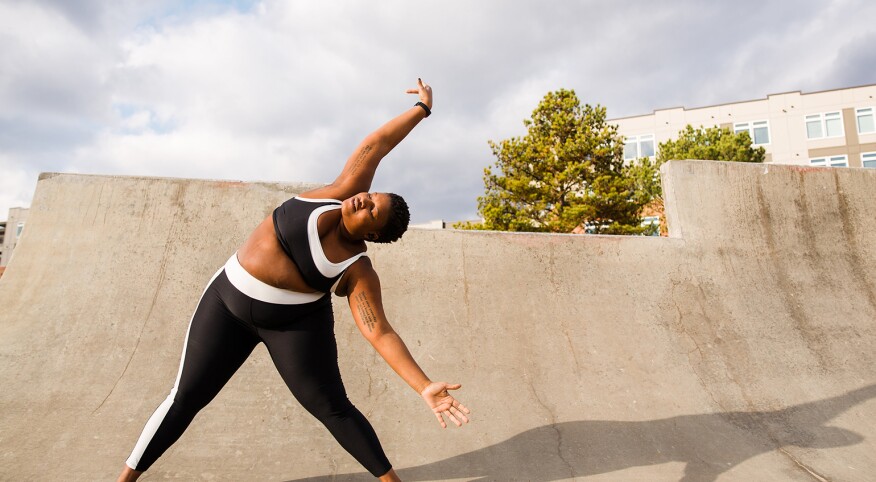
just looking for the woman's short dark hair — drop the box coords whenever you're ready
[374,193,409,244]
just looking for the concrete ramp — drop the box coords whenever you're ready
[1,161,875,481]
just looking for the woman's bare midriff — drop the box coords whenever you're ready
[236,215,317,292]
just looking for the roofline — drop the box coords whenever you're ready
[608,82,876,121]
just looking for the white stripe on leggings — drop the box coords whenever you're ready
[125,265,225,470]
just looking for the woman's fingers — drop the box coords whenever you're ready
[434,407,461,427]
[434,411,447,428]
[449,406,469,424]
[445,410,462,427]
[406,78,431,95]
[433,402,469,428]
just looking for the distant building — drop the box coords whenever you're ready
[612,83,876,168]
[409,220,446,230]
[0,207,29,266]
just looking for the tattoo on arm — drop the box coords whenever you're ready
[355,291,378,332]
[349,145,373,175]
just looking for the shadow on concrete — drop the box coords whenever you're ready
[285,384,876,482]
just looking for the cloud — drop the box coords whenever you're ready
[827,31,876,88]
[0,154,38,219]
[0,3,111,126]
[1,0,874,222]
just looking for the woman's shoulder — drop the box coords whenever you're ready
[333,256,376,297]
[348,256,377,280]
[296,182,352,203]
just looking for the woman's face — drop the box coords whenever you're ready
[341,192,391,241]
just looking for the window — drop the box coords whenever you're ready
[641,216,660,236]
[810,155,848,167]
[623,134,655,160]
[16,222,24,238]
[863,152,876,168]
[805,111,844,139]
[734,120,770,145]
[857,108,875,134]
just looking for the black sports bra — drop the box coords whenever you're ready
[272,197,368,293]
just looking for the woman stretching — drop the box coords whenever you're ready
[117,79,469,482]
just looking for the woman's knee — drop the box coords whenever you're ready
[169,387,212,415]
[295,385,355,420]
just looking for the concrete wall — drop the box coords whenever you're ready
[1,162,875,481]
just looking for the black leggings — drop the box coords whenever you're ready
[125,268,391,477]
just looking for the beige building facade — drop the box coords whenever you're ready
[1,207,29,266]
[612,84,876,168]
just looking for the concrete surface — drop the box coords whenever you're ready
[1,161,875,481]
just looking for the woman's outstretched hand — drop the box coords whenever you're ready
[420,382,470,428]
[406,78,433,109]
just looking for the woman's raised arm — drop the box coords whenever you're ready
[301,79,432,201]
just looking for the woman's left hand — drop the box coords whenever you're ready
[406,78,433,109]
[420,381,470,428]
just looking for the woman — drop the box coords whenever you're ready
[117,79,469,482]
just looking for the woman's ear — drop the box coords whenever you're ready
[366,232,379,242]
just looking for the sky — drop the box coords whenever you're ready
[1,0,875,223]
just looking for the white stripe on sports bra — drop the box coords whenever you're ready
[306,203,369,280]
[224,253,324,305]
[294,197,344,204]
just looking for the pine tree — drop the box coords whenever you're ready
[458,89,655,235]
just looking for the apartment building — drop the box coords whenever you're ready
[612,84,876,169]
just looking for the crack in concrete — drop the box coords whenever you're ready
[524,369,573,478]
[92,185,182,414]
[561,324,581,375]
[778,447,831,482]
[549,243,582,375]
[363,350,388,417]
[90,182,105,226]
[670,274,763,417]
[669,280,725,411]
[670,276,833,481]
[460,236,471,325]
